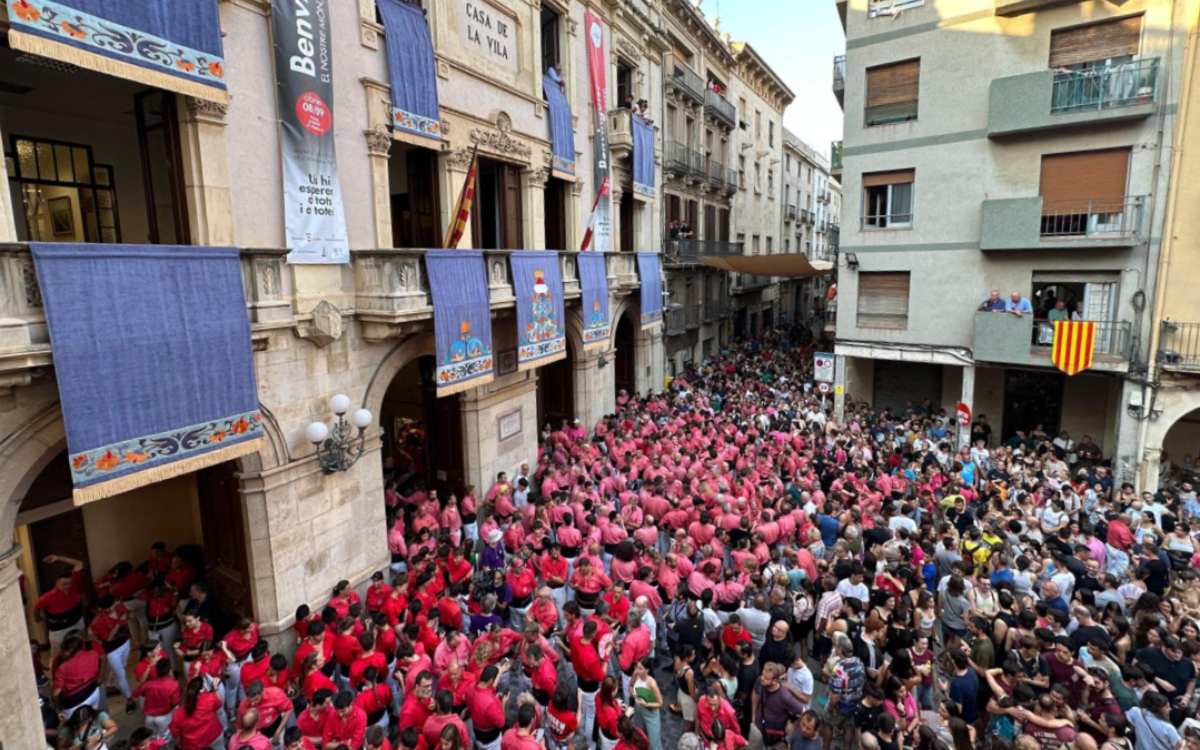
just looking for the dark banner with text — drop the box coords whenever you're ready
[271,0,349,264]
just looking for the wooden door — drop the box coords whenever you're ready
[29,509,93,608]
[197,462,251,625]
[408,147,441,247]
[544,178,567,250]
[704,205,717,240]
[134,90,190,245]
[619,192,634,253]
[502,164,524,249]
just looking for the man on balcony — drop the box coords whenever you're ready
[1006,291,1033,317]
[977,290,1006,312]
[1047,300,1070,323]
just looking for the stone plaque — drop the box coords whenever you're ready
[460,0,518,72]
[497,408,522,442]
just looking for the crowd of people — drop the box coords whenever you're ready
[32,329,1200,750]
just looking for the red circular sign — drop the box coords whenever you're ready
[294,91,332,136]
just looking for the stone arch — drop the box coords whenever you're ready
[563,305,586,358]
[609,294,641,351]
[1138,387,1200,489]
[362,332,437,422]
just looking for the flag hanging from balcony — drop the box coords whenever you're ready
[5,0,228,103]
[583,11,612,253]
[580,176,609,251]
[426,250,494,396]
[510,251,567,370]
[632,115,655,200]
[1051,320,1096,376]
[444,145,479,248]
[543,69,575,180]
[30,244,262,505]
[578,252,610,352]
[378,0,442,147]
[636,252,662,331]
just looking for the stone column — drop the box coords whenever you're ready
[572,350,614,429]
[364,126,394,248]
[0,549,42,749]
[441,149,475,248]
[611,188,624,253]
[959,364,976,449]
[568,179,583,251]
[523,166,549,249]
[179,96,234,245]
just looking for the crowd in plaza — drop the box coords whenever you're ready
[31,328,1200,750]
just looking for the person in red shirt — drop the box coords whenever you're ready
[332,616,364,675]
[175,606,213,675]
[169,677,224,750]
[397,669,434,731]
[35,554,85,656]
[545,682,579,750]
[501,702,543,750]
[349,632,388,689]
[570,619,607,742]
[365,571,392,615]
[283,725,319,750]
[720,615,752,653]
[53,635,103,718]
[618,611,652,697]
[695,685,740,744]
[133,640,167,691]
[529,587,560,635]
[322,690,367,750]
[294,689,332,747]
[353,666,392,730]
[466,663,508,750]
[228,708,273,750]
[527,643,558,706]
[131,658,179,738]
[89,593,133,701]
[570,558,612,613]
[128,726,169,750]
[293,621,333,677]
[221,616,260,708]
[595,676,623,748]
[328,580,360,621]
[422,689,469,750]
[299,652,336,700]
[141,579,178,658]
[539,545,569,623]
[366,724,394,750]
[238,679,292,744]
[507,557,537,629]
[100,561,150,644]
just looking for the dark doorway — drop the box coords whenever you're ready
[686,200,699,236]
[734,307,748,339]
[381,355,466,498]
[873,361,943,416]
[719,208,730,241]
[537,349,575,432]
[134,90,189,244]
[29,509,92,608]
[616,59,634,109]
[763,307,774,331]
[389,143,441,247]
[704,204,716,240]
[197,461,251,623]
[474,157,523,249]
[544,177,567,250]
[1003,369,1064,442]
[614,314,636,399]
[619,191,634,252]
[540,5,561,75]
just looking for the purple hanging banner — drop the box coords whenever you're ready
[510,251,567,370]
[426,250,494,396]
[578,252,610,352]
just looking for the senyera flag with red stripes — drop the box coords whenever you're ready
[1051,320,1096,376]
[579,175,610,251]
[444,145,480,248]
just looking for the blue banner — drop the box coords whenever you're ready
[578,252,610,352]
[6,0,227,103]
[426,250,494,396]
[510,251,567,370]
[543,69,576,178]
[378,0,442,143]
[632,115,655,199]
[30,244,261,503]
[636,252,662,330]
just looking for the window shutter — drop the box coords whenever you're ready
[1049,15,1142,69]
[857,272,910,329]
[862,169,915,188]
[1039,148,1130,211]
[866,60,920,108]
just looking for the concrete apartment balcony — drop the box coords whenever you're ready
[831,140,843,180]
[664,305,686,336]
[664,239,743,267]
[609,108,634,157]
[995,0,1083,16]
[785,204,798,223]
[704,89,737,130]
[1158,320,1200,372]
[664,140,698,181]
[666,63,705,104]
[733,273,772,293]
[973,311,1131,372]
[988,58,1159,138]
[979,196,1144,251]
[832,55,845,108]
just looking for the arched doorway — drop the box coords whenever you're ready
[379,354,466,498]
[614,313,636,400]
[536,350,575,434]
[1160,406,1200,486]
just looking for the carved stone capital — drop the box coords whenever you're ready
[364,126,393,158]
[525,166,551,188]
[446,148,476,172]
[185,96,229,122]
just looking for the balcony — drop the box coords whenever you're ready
[665,140,696,178]
[664,305,686,336]
[973,311,1131,371]
[734,274,772,292]
[706,157,724,187]
[664,239,743,266]
[686,302,701,328]
[704,89,737,130]
[988,58,1160,138]
[785,204,798,222]
[608,108,634,156]
[831,140,843,178]
[1158,321,1200,371]
[833,55,845,108]
[995,0,1084,16]
[666,63,705,104]
[724,168,739,195]
[869,0,926,16]
[980,196,1144,251]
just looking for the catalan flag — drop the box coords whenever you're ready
[579,175,610,251]
[1051,320,1096,376]
[444,145,479,249]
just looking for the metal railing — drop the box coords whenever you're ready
[831,140,843,172]
[863,210,913,229]
[833,55,846,95]
[724,168,739,194]
[707,157,724,186]
[785,204,798,221]
[668,63,705,103]
[1158,321,1200,370]
[1031,318,1132,359]
[1051,58,1160,114]
[664,305,686,336]
[869,0,925,17]
[686,303,701,327]
[664,238,743,264]
[688,149,707,179]
[737,274,771,290]
[665,140,693,174]
[865,100,918,126]
[1039,196,1145,239]
[704,89,737,128]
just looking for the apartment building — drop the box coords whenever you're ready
[833,0,1188,483]
[0,0,667,738]
[783,128,842,325]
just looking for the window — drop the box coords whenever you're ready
[737,232,746,246]
[754,163,762,193]
[739,155,747,188]
[1039,148,1131,235]
[865,59,920,126]
[785,185,791,205]
[862,169,914,228]
[769,121,775,147]
[752,234,761,254]
[616,59,635,108]
[666,104,677,140]
[767,169,774,197]
[540,6,561,75]
[11,136,121,242]
[766,236,773,254]
[755,110,762,138]
[1049,15,1142,69]
[785,238,790,251]
[857,272,910,330]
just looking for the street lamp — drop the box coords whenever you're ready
[305,393,373,473]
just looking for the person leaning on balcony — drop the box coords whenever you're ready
[1005,291,1033,316]
[978,290,1006,312]
[1047,300,1070,323]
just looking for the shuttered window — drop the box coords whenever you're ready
[857,271,910,330]
[1049,15,1142,69]
[1040,148,1130,212]
[863,169,915,229]
[866,59,920,126]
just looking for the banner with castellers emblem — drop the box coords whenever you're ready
[511,251,567,370]
[426,250,495,396]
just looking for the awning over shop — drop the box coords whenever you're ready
[698,253,834,278]
[378,0,442,147]
[5,0,228,103]
[30,244,262,505]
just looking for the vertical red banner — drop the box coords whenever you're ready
[583,11,612,253]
